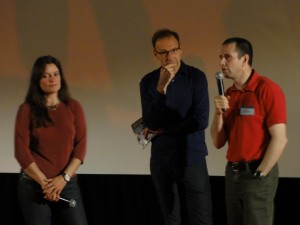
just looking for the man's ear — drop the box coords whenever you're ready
[242,54,249,66]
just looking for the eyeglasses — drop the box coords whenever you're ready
[155,47,181,56]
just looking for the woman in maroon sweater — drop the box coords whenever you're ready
[14,55,88,225]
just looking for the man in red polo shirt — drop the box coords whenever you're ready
[210,37,288,225]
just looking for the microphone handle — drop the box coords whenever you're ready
[216,78,226,112]
[217,78,225,96]
[215,72,226,112]
[36,189,77,207]
[59,197,77,207]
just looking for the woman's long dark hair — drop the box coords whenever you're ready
[25,55,71,127]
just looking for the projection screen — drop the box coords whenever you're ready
[1,0,299,177]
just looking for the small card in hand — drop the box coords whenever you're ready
[131,117,155,149]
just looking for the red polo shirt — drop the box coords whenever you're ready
[224,70,286,162]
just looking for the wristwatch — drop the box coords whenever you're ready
[62,172,71,182]
[254,170,264,179]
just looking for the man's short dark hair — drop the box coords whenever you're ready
[151,29,180,48]
[223,37,253,66]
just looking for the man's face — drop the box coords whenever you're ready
[219,43,245,79]
[154,36,182,68]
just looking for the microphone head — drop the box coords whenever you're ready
[69,199,77,207]
[215,72,223,80]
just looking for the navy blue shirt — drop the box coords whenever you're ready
[140,61,209,167]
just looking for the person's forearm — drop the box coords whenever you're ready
[24,162,48,186]
[63,158,82,177]
[257,124,288,175]
[210,112,227,148]
[141,91,166,130]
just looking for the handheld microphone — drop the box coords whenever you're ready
[215,72,225,96]
[36,189,77,207]
[215,72,226,112]
[59,197,77,207]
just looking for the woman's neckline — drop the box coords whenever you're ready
[47,102,60,110]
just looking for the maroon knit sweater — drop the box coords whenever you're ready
[14,99,87,178]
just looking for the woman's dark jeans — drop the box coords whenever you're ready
[18,173,88,225]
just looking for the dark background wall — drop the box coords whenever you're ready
[1,174,299,225]
[1,0,299,177]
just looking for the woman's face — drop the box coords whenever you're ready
[39,63,61,95]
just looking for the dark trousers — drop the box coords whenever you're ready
[225,163,279,225]
[17,173,88,225]
[150,158,213,225]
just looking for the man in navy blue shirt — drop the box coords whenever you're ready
[140,29,212,225]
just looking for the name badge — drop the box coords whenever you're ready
[240,107,255,115]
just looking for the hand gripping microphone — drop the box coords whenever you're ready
[215,72,226,111]
[215,72,225,96]
[36,189,77,207]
